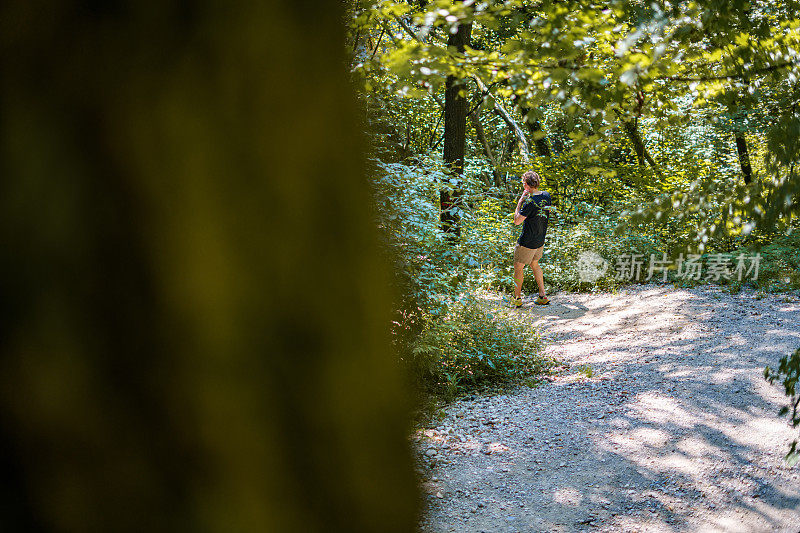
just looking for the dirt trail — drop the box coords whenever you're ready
[415,284,800,532]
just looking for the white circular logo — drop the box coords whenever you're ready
[576,251,609,282]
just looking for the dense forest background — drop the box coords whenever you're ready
[348,0,800,441]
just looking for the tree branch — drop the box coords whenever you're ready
[370,27,386,60]
[393,14,447,44]
[474,78,530,163]
[659,60,799,82]
[392,16,530,163]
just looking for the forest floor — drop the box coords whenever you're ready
[414,284,800,532]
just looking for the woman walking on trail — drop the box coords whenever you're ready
[511,170,551,307]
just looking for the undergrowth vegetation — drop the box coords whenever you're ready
[408,296,549,400]
[357,0,800,454]
[374,154,800,402]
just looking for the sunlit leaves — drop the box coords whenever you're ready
[352,0,800,241]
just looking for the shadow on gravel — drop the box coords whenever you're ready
[527,287,800,531]
[420,287,800,532]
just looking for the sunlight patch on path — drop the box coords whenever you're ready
[420,285,800,533]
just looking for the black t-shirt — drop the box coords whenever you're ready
[518,191,551,249]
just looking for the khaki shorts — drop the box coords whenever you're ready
[514,244,543,264]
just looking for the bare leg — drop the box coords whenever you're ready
[514,262,525,298]
[530,259,546,297]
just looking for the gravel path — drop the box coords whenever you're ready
[414,284,800,532]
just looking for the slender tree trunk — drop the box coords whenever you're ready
[469,110,501,187]
[735,133,753,184]
[622,119,664,178]
[623,120,646,167]
[519,106,551,157]
[441,22,472,237]
[727,92,753,185]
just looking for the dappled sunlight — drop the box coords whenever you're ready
[675,435,717,458]
[764,329,800,340]
[734,417,796,449]
[552,486,583,506]
[486,442,510,455]
[414,428,508,458]
[664,368,700,378]
[700,512,773,533]
[422,286,800,531]
[628,392,694,425]
[707,368,745,383]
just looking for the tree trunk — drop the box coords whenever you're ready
[441,22,472,237]
[472,78,531,163]
[622,119,664,178]
[519,107,551,157]
[735,133,753,184]
[0,3,417,532]
[623,120,646,167]
[469,110,501,187]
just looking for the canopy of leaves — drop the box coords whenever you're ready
[352,0,800,245]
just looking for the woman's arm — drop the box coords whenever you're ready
[513,191,529,225]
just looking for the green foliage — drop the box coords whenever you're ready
[355,0,800,456]
[543,205,663,292]
[765,348,800,465]
[407,295,549,398]
[372,156,489,313]
[742,230,800,292]
[373,158,554,398]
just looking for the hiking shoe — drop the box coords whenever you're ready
[535,296,550,305]
[510,296,522,308]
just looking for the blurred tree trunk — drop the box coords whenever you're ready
[441,21,472,237]
[0,2,417,532]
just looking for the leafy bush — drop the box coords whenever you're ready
[542,206,663,292]
[372,157,554,398]
[406,296,550,399]
[745,230,800,292]
[765,347,800,465]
